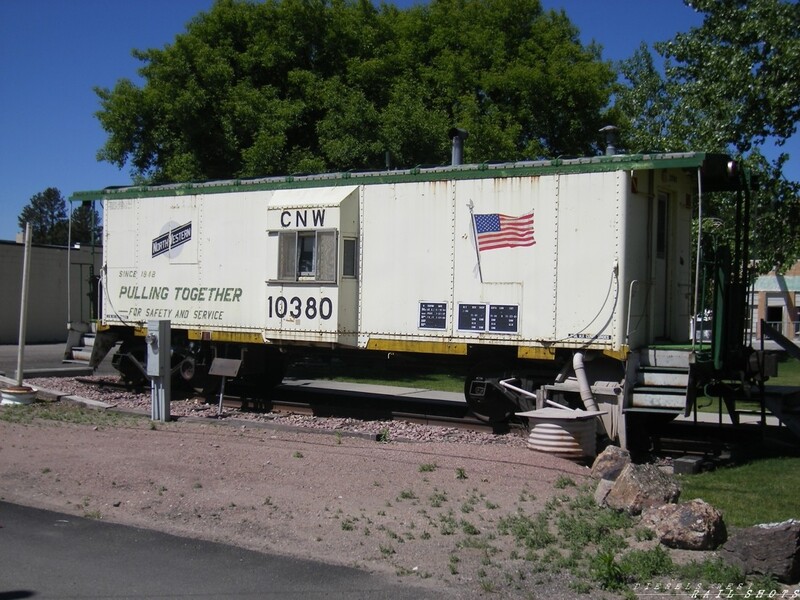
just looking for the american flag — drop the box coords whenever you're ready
[473,212,535,252]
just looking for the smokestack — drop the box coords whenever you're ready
[449,128,469,166]
[599,125,618,156]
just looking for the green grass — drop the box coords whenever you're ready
[680,456,800,526]
[696,356,800,414]
[329,371,463,392]
[286,357,465,392]
[771,356,800,386]
[0,402,141,427]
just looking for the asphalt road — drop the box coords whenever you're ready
[0,501,444,600]
[0,343,116,379]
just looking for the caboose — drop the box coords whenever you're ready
[69,146,751,449]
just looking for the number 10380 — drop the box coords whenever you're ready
[267,295,334,320]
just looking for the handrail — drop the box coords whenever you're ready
[625,280,640,346]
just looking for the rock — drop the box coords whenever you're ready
[641,499,726,550]
[594,478,615,506]
[603,463,681,515]
[721,519,800,584]
[590,445,631,481]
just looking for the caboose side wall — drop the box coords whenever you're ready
[621,167,696,349]
[358,181,458,351]
[264,186,359,346]
[551,171,623,350]
[358,171,627,354]
[453,175,558,346]
[102,191,269,333]
[621,171,652,350]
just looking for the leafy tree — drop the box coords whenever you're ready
[16,187,101,246]
[70,203,103,246]
[614,0,800,272]
[660,0,800,155]
[17,187,68,245]
[95,0,616,183]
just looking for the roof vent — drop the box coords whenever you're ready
[449,128,469,166]
[599,125,619,156]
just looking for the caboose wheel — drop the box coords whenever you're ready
[111,340,148,389]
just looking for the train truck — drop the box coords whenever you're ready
[68,144,753,449]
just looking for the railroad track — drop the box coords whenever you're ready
[74,376,513,435]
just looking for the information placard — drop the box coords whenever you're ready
[419,302,447,330]
[488,304,519,333]
[458,303,486,331]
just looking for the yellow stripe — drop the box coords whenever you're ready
[517,346,557,360]
[602,347,629,361]
[187,330,264,343]
[366,338,468,355]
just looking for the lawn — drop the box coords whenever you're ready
[680,455,800,527]
[695,354,800,414]
[286,355,466,393]
[770,355,800,386]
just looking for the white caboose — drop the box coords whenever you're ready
[70,151,741,448]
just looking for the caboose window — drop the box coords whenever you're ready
[316,230,336,282]
[656,193,668,258]
[298,233,315,275]
[343,239,357,278]
[276,230,337,283]
[278,232,297,280]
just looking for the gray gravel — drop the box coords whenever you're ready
[27,375,529,447]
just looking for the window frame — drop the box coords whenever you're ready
[342,238,358,279]
[272,228,339,284]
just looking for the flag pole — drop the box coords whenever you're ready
[467,201,484,283]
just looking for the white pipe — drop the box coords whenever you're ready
[499,378,536,399]
[16,223,32,387]
[572,351,598,412]
[545,398,576,411]
[499,378,575,411]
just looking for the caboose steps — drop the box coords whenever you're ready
[63,330,95,365]
[638,366,690,387]
[627,348,691,411]
[629,386,687,409]
[638,348,692,369]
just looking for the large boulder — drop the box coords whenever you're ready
[590,445,631,481]
[721,519,800,584]
[603,463,681,515]
[641,499,727,550]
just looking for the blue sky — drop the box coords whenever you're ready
[1,0,796,242]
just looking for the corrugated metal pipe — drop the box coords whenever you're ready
[572,351,599,412]
[449,127,469,166]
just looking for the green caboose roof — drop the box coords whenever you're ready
[70,151,733,203]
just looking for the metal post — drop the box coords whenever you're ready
[217,376,227,416]
[146,320,171,422]
[15,223,32,386]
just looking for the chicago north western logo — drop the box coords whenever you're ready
[152,222,192,258]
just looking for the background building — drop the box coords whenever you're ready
[751,260,800,342]
[0,240,101,344]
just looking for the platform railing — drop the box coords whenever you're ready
[763,320,800,339]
